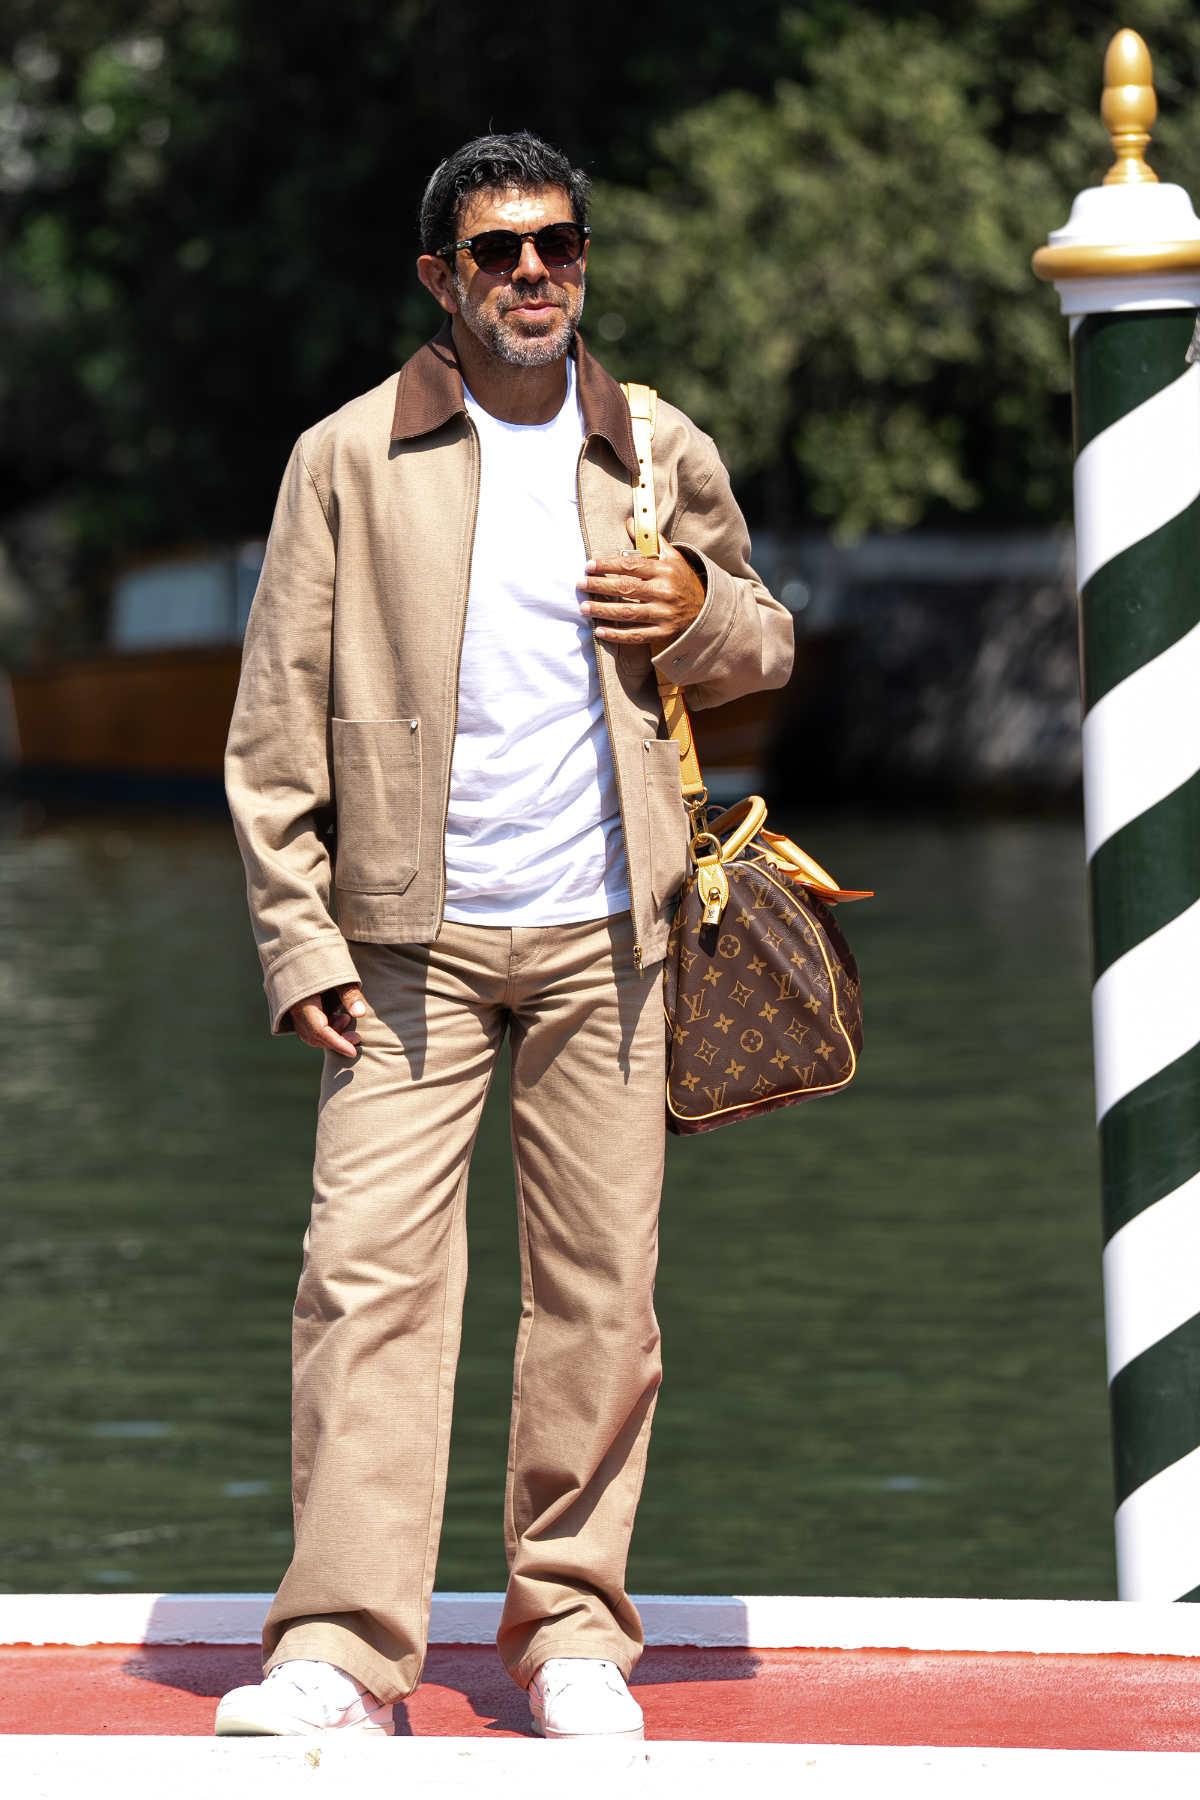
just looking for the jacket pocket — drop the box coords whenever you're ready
[642,736,689,911]
[331,717,422,894]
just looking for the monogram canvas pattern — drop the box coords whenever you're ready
[663,850,863,1135]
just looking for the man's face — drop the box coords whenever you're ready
[445,184,586,368]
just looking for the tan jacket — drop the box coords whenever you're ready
[225,325,794,1031]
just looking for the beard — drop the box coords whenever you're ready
[452,272,585,367]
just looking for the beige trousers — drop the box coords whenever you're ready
[262,913,666,1704]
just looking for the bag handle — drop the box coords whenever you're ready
[621,383,707,806]
[704,800,871,902]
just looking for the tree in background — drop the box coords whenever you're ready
[3,0,1200,640]
[589,2,1200,531]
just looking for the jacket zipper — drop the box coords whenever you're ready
[437,417,481,928]
[577,437,645,972]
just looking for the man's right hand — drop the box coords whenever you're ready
[290,983,368,1057]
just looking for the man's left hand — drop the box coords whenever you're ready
[580,517,705,649]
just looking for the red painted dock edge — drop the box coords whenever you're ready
[3,1641,1200,1751]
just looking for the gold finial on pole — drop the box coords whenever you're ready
[1101,29,1158,186]
[1033,28,1200,290]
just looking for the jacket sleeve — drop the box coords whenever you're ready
[652,437,794,710]
[224,437,361,1034]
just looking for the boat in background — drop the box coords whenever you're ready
[7,540,806,805]
[8,543,263,802]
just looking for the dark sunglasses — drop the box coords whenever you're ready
[437,222,590,275]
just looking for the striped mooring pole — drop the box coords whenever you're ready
[1034,30,1200,1600]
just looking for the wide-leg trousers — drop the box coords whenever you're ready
[261,912,666,1705]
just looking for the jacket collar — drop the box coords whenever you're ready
[389,319,639,477]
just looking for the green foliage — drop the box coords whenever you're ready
[589,6,1200,531]
[4,0,1200,612]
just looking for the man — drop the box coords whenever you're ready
[218,131,792,1741]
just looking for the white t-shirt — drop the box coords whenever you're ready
[443,361,630,925]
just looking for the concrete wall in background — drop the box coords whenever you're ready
[754,530,1082,810]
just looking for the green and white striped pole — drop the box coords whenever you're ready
[1034,30,1200,1601]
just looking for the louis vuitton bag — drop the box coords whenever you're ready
[620,382,872,1135]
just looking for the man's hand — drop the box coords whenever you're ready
[290,983,367,1057]
[579,517,705,648]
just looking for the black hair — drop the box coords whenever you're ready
[419,132,591,257]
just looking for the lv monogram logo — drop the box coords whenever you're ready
[668,843,863,1128]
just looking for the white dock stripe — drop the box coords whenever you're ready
[5,1590,1200,1655]
[1073,364,1200,594]
[1082,612,1200,859]
[1091,893,1200,1119]
[1114,1443,1200,1600]
[13,1738,1200,1800]
[1102,1171,1200,1378]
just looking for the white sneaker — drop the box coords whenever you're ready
[214,1659,394,1736]
[528,1658,644,1740]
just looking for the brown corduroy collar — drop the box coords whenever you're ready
[388,320,639,477]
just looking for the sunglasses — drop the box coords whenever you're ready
[437,222,590,275]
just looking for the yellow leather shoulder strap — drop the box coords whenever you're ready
[620,381,706,804]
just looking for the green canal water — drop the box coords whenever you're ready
[0,808,1114,1599]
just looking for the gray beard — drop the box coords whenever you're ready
[453,274,584,367]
